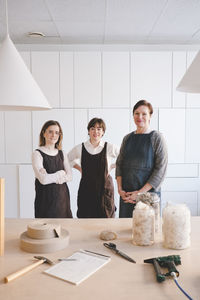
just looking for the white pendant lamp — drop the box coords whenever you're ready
[0,0,51,110]
[176,50,200,93]
[0,0,51,257]
[0,34,51,110]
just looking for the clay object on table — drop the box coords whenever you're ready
[20,221,69,253]
[99,230,117,241]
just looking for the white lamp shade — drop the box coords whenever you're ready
[0,35,51,110]
[177,50,200,94]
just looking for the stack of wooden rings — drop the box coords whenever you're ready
[20,221,69,253]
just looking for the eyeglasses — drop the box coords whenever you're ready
[45,130,60,136]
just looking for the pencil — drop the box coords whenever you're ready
[84,250,110,258]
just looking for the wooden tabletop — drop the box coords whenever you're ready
[0,218,199,300]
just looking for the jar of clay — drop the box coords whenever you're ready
[162,203,191,249]
[136,192,161,241]
[132,201,155,246]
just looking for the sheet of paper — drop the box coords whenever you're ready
[44,250,111,285]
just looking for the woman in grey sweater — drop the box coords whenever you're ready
[116,100,168,218]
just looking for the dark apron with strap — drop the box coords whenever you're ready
[34,149,72,218]
[77,142,115,218]
[119,131,159,218]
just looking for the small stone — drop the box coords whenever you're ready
[99,230,117,241]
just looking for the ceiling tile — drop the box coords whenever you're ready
[46,0,106,21]
[150,0,200,41]
[0,0,200,44]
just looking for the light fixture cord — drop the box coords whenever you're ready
[5,0,9,36]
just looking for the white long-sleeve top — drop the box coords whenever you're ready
[67,140,119,173]
[32,146,72,185]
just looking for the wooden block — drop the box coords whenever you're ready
[0,178,5,256]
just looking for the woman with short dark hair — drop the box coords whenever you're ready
[68,117,119,218]
[32,120,72,218]
[116,100,168,218]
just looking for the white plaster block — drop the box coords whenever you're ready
[131,52,172,108]
[31,52,59,108]
[74,52,101,108]
[5,111,32,164]
[60,52,74,108]
[159,109,185,163]
[102,52,129,107]
[19,165,35,218]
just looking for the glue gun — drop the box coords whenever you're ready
[144,255,181,283]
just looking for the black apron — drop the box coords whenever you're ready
[119,131,160,218]
[77,142,115,218]
[34,149,72,218]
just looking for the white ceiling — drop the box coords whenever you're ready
[0,0,200,45]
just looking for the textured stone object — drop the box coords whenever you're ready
[99,230,117,241]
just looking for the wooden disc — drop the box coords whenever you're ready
[27,221,61,239]
[20,228,69,253]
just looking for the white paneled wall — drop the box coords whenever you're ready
[167,164,198,177]
[67,170,81,218]
[131,52,172,108]
[5,111,32,164]
[185,109,200,163]
[1,48,200,218]
[102,52,130,107]
[74,109,88,144]
[19,165,35,218]
[172,52,186,108]
[74,52,101,107]
[60,52,74,108]
[32,52,60,108]
[159,109,185,163]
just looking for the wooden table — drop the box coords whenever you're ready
[0,218,199,299]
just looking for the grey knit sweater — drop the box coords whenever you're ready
[116,131,168,190]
